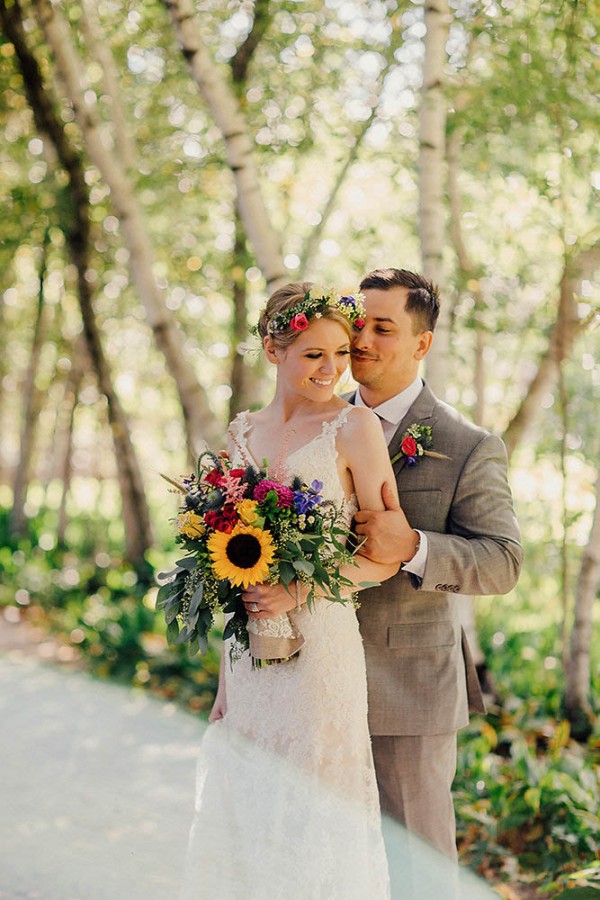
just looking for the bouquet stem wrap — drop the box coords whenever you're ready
[246,611,305,663]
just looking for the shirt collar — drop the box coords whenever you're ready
[353,375,423,426]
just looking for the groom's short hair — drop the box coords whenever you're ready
[359,268,440,333]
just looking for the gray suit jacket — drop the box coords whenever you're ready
[348,384,523,736]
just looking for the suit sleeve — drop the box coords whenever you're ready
[418,432,523,596]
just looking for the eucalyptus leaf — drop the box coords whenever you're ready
[175,557,197,570]
[166,619,180,643]
[293,558,314,576]
[188,584,205,616]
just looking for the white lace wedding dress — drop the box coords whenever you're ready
[180,408,390,900]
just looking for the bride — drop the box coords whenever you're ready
[180,283,399,899]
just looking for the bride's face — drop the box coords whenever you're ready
[269,317,351,401]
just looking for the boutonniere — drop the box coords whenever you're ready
[390,424,450,467]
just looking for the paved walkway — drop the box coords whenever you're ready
[1,616,496,900]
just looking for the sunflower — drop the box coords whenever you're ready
[207,523,275,588]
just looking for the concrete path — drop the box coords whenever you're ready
[1,619,496,900]
[1,652,202,900]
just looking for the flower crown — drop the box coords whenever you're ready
[264,287,366,335]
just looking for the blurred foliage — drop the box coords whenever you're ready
[0,505,220,715]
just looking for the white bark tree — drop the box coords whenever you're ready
[9,228,50,537]
[32,0,223,456]
[163,0,287,292]
[565,461,600,736]
[418,0,450,398]
[503,239,600,461]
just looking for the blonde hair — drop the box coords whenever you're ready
[257,282,353,349]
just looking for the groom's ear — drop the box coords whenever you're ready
[415,331,433,360]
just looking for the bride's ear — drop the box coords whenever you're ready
[263,336,280,365]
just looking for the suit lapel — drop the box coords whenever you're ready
[387,383,438,476]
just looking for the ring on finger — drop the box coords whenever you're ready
[250,601,259,613]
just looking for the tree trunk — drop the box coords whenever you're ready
[9,227,50,538]
[418,0,450,397]
[564,461,600,740]
[503,240,600,461]
[3,0,154,567]
[163,0,287,292]
[31,0,223,457]
[78,0,136,169]
[447,129,486,425]
[57,341,86,545]
[229,208,260,418]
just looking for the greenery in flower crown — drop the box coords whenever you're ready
[262,287,366,335]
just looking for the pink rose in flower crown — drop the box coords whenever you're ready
[354,317,365,329]
[290,313,309,331]
[253,480,295,508]
[400,436,418,457]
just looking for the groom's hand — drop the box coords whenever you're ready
[243,581,309,619]
[354,481,419,565]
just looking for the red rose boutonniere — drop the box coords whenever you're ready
[390,424,449,467]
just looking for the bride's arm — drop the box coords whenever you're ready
[335,406,400,588]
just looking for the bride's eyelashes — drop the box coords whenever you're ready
[304,350,351,359]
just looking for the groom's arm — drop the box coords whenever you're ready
[419,432,522,596]
[355,433,523,596]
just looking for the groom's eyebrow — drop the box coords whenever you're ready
[372,316,397,324]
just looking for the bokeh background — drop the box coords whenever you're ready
[1,1,599,896]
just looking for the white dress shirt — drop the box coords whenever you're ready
[352,376,428,578]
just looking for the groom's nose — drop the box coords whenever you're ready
[352,325,372,350]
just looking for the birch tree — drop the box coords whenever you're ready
[163,0,287,292]
[31,0,223,456]
[418,0,450,397]
[9,227,50,537]
[2,0,154,565]
[503,239,600,461]
[564,461,600,737]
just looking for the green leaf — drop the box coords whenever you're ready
[188,583,205,616]
[175,557,197,570]
[164,598,181,624]
[166,618,180,643]
[293,558,314,576]
[279,561,296,586]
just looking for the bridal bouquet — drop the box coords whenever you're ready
[157,451,364,664]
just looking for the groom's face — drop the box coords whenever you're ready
[350,286,431,404]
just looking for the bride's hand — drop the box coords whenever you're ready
[243,581,308,619]
[209,688,227,722]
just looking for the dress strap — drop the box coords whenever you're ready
[321,406,353,439]
[228,410,253,466]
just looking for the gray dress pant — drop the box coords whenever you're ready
[372,732,458,861]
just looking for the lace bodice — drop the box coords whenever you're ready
[230,406,358,527]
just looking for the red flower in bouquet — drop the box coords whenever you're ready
[204,504,239,533]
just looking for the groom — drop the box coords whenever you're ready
[349,267,523,861]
